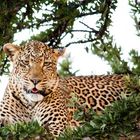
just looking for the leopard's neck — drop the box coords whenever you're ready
[4,77,37,109]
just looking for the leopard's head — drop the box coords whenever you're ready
[3,41,65,102]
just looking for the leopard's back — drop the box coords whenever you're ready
[64,75,127,112]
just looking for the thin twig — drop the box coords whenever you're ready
[79,21,98,34]
[65,38,96,48]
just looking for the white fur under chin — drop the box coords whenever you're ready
[25,93,44,102]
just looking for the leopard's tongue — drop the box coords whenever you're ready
[31,88,38,94]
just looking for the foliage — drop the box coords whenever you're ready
[0,121,54,140]
[129,0,140,36]
[1,0,140,140]
[91,35,140,75]
[58,54,79,77]
[58,93,140,140]
[0,0,117,75]
[89,1,140,75]
[91,36,131,74]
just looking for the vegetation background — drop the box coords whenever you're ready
[0,0,140,139]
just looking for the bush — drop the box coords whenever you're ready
[0,121,53,140]
[58,94,140,140]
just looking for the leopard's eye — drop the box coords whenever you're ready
[23,60,29,65]
[44,61,52,66]
[19,59,29,68]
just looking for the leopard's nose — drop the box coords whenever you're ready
[30,79,41,85]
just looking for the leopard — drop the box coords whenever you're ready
[0,40,131,137]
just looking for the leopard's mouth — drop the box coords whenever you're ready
[24,87,46,97]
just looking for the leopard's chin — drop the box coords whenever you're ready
[24,87,46,97]
[25,93,44,102]
[23,87,46,102]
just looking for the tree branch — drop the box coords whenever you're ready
[79,21,99,34]
[65,38,96,48]
[78,12,99,18]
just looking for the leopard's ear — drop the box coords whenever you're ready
[53,48,66,58]
[3,43,20,61]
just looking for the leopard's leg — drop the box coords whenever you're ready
[32,96,69,137]
[0,96,31,126]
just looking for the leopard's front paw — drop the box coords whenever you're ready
[0,118,9,127]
